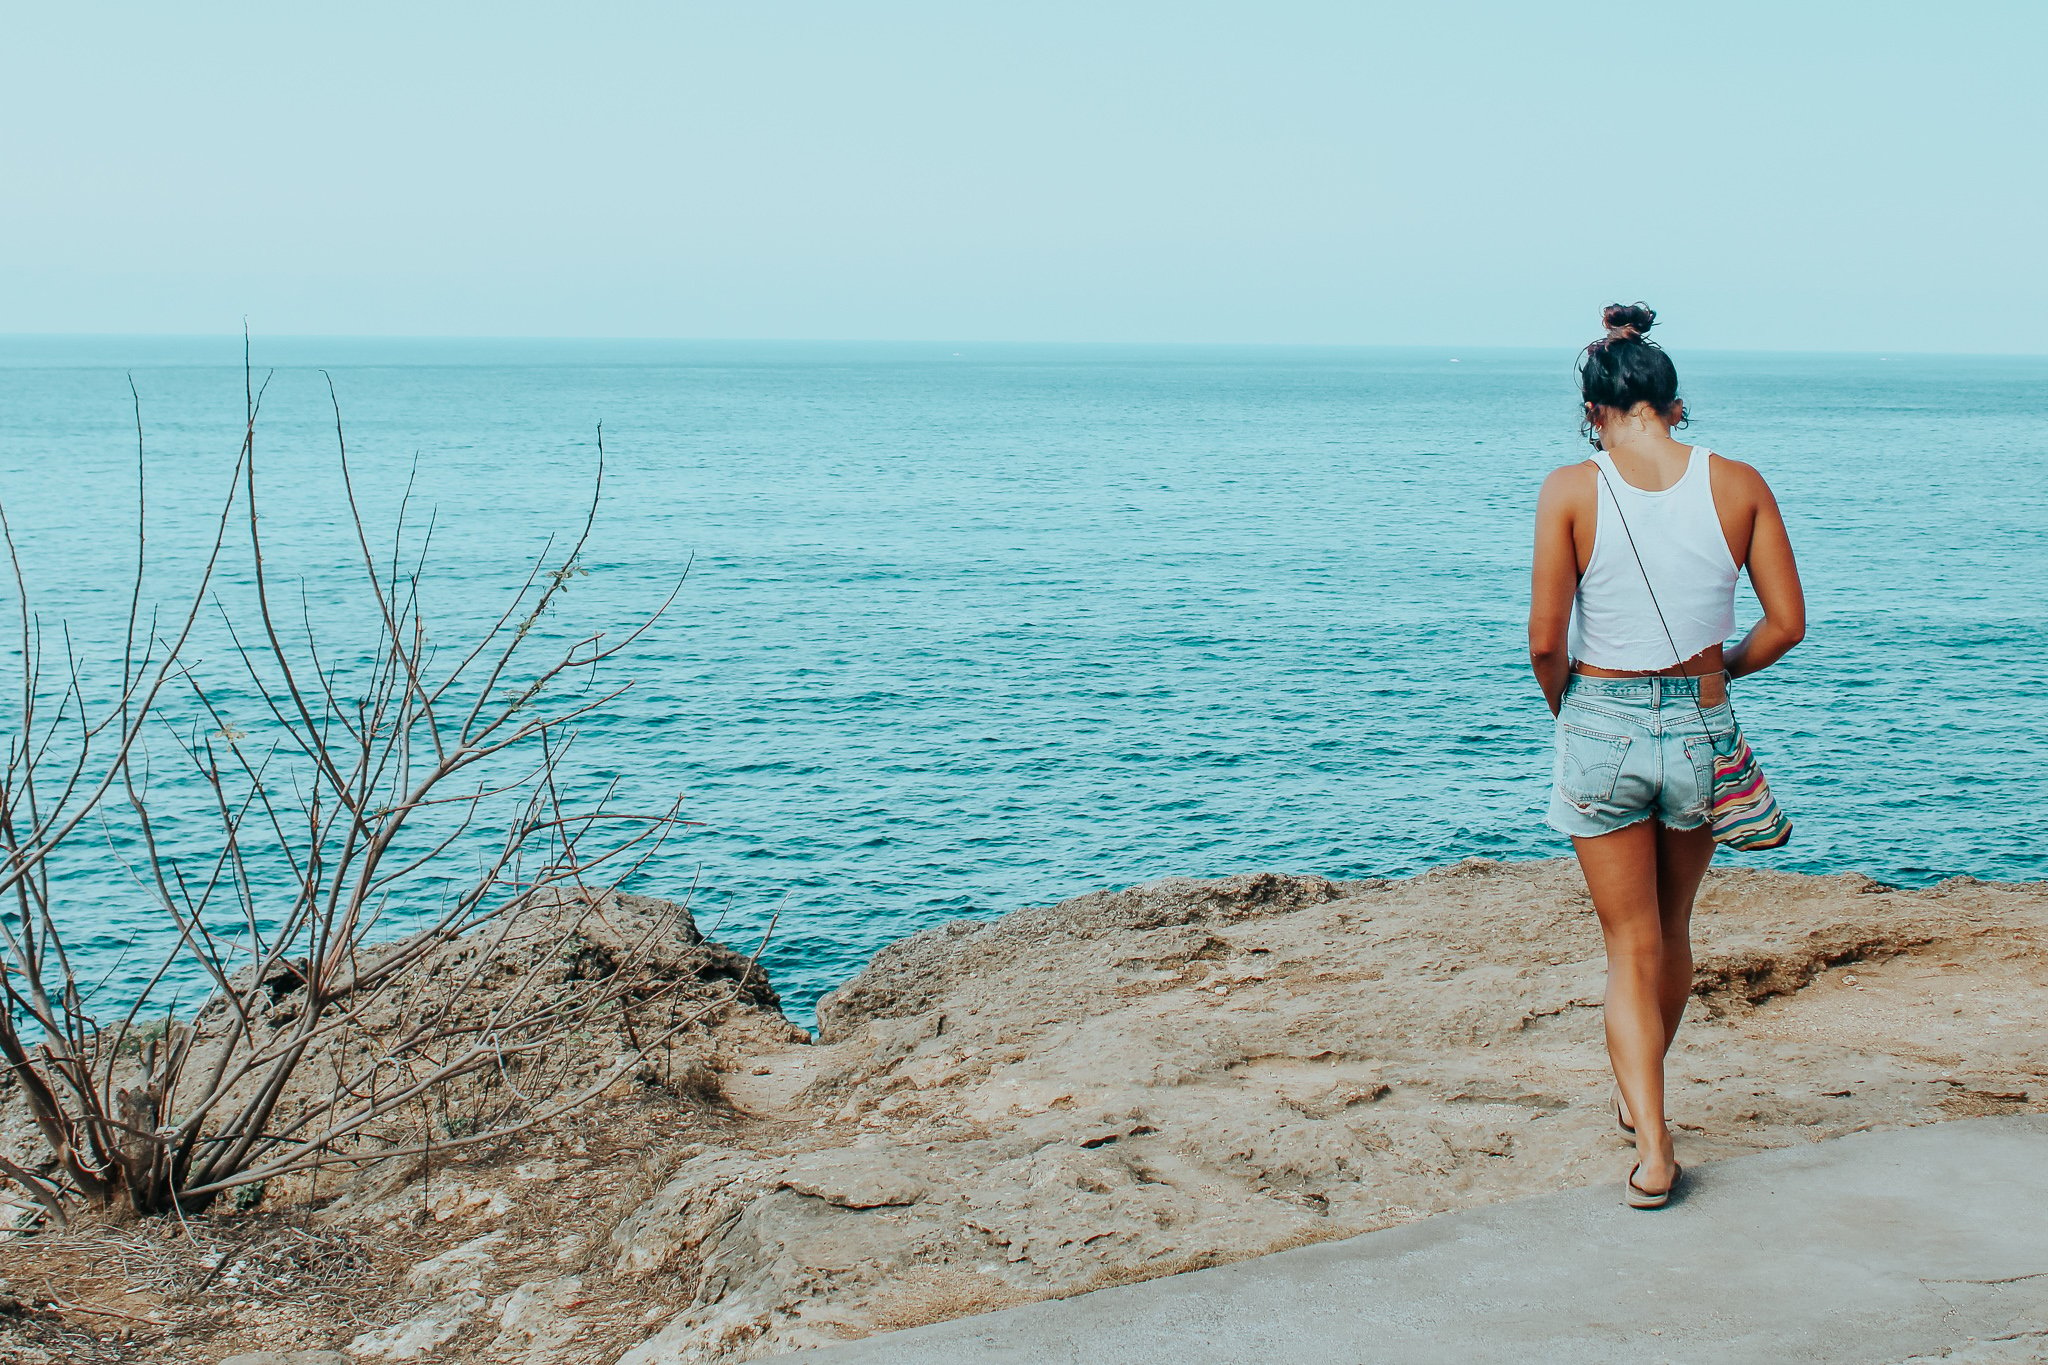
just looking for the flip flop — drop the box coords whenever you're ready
[1625,1162,1682,1210]
[1613,1084,1636,1139]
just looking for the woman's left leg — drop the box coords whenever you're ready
[1612,820,1718,1134]
[1652,820,1716,1051]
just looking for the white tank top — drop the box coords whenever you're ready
[1568,446,1739,670]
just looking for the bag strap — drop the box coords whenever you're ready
[1588,459,1730,745]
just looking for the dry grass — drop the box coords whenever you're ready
[0,1207,396,1360]
[0,1308,143,1365]
[863,1266,1038,1333]
[0,1072,763,1363]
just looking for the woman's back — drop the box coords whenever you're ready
[1569,444,1739,672]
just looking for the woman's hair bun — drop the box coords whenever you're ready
[1601,302,1656,341]
[1580,300,1683,443]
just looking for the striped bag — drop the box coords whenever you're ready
[1708,730,1793,850]
[1592,466,1793,852]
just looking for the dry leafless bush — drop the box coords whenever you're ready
[1,342,763,1223]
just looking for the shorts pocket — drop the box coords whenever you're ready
[1682,734,1722,817]
[1556,722,1631,803]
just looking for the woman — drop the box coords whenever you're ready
[1527,303,1806,1208]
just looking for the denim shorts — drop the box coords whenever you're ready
[1544,674,1735,840]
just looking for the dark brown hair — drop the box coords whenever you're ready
[1578,302,1685,448]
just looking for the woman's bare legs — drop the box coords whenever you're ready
[1572,819,1714,1192]
[1653,821,1716,1046]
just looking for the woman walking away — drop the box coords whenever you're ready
[1527,303,1806,1208]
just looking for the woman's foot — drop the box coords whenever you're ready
[1625,1161,1682,1210]
[1629,1137,1678,1200]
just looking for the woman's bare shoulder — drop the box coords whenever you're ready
[1706,451,1778,504]
[1538,459,1598,500]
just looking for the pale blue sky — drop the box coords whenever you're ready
[5,2,2043,350]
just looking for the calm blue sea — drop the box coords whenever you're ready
[2,338,2044,1021]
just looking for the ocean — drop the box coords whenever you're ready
[2,338,2044,1021]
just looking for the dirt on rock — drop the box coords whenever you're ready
[4,861,2044,1363]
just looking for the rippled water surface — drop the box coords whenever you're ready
[3,338,2044,1019]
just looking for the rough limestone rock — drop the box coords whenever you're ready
[346,1293,486,1360]
[813,872,1350,1041]
[609,862,2048,1361]
[777,1147,928,1208]
[404,1232,506,1295]
[611,1147,791,1277]
[12,863,2044,1365]
[485,1276,587,1358]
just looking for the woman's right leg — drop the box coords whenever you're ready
[1573,821,1678,1192]
[1613,821,1716,1132]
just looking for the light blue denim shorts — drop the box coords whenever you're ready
[1545,674,1735,840]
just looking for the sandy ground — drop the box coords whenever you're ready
[3,860,2043,1363]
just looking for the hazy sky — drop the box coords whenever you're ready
[5,2,2044,350]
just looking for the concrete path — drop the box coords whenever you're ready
[786,1116,2048,1364]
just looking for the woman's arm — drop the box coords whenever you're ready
[1529,466,1586,715]
[1725,465,1806,679]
